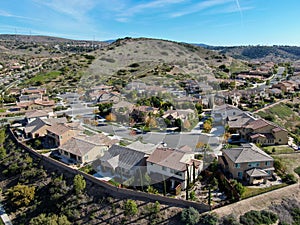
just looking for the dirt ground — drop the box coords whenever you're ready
[213,182,300,218]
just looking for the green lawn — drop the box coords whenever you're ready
[273,153,300,176]
[25,71,61,85]
[241,183,288,199]
[263,145,295,155]
[0,109,6,113]
[256,103,295,121]
[294,166,300,176]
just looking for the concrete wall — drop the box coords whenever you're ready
[9,129,210,213]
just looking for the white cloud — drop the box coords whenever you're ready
[170,0,234,18]
[0,10,38,21]
[33,0,96,21]
[117,0,187,20]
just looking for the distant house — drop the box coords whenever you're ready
[96,91,120,103]
[212,104,244,124]
[219,143,274,184]
[19,94,42,102]
[162,109,196,123]
[29,98,56,110]
[17,98,55,111]
[22,87,46,95]
[59,133,117,165]
[272,81,295,93]
[147,147,202,190]
[130,106,159,123]
[93,144,147,178]
[267,88,282,97]
[239,119,288,145]
[227,112,256,133]
[112,100,135,122]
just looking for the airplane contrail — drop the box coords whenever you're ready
[235,0,244,26]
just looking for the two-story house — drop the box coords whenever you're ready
[46,123,80,147]
[219,143,274,184]
[239,119,288,145]
[147,147,202,191]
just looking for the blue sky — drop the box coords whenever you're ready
[0,0,299,46]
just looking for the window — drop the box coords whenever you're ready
[84,155,88,160]
[238,172,243,179]
[162,166,166,171]
[170,169,175,174]
[176,172,182,177]
[248,162,259,167]
[265,161,271,166]
[235,163,240,168]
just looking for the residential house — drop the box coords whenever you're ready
[29,98,56,110]
[111,100,135,124]
[227,112,256,133]
[212,104,244,125]
[147,147,202,190]
[17,98,55,111]
[46,123,81,147]
[19,94,42,102]
[25,109,55,124]
[239,119,288,145]
[24,117,67,139]
[130,106,159,124]
[21,87,46,95]
[272,81,295,93]
[267,88,282,97]
[94,144,147,179]
[162,109,196,129]
[58,133,117,165]
[95,91,120,103]
[57,92,81,104]
[219,143,274,184]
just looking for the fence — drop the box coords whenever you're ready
[8,128,210,212]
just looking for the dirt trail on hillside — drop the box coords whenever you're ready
[213,183,300,218]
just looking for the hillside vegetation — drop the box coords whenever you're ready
[209,45,300,62]
[82,37,248,88]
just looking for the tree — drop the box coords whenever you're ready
[181,207,200,225]
[123,199,138,216]
[199,213,219,225]
[234,181,245,196]
[30,214,71,225]
[73,174,86,195]
[0,129,5,145]
[7,184,35,207]
[195,103,203,115]
[105,113,116,122]
[203,120,212,133]
[0,146,6,160]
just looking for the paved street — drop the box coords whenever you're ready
[90,122,223,155]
